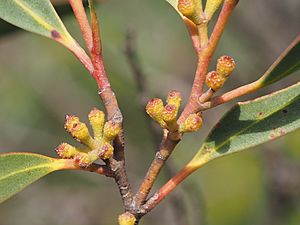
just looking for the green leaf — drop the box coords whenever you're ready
[0,152,69,203]
[0,0,73,44]
[188,82,300,169]
[258,35,300,87]
[0,3,75,37]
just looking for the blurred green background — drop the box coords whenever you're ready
[0,0,299,224]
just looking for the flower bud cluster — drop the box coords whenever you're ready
[55,108,121,167]
[206,55,236,91]
[146,90,182,132]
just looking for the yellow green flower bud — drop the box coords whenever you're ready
[118,212,136,225]
[162,104,177,122]
[178,0,203,25]
[103,121,121,142]
[205,71,226,91]
[216,55,236,77]
[55,143,79,159]
[146,98,167,128]
[166,90,182,108]
[98,142,114,160]
[64,115,93,147]
[179,113,203,133]
[204,0,223,20]
[162,104,179,131]
[88,108,105,139]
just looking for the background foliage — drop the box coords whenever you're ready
[0,0,299,224]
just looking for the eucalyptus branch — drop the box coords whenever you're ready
[133,131,180,208]
[133,0,239,216]
[87,0,133,210]
[198,23,208,49]
[124,30,197,224]
[204,80,261,109]
[178,0,239,123]
[207,0,239,56]
[1,1,299,225]
[140,165,198,215]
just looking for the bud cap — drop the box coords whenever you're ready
[146,98,167,128]
[103,121,121,142]
[88,108,105,139]
[98,142,114,160]
[216,55,236,77]
[64,115,91,144]
[118,212,136,225]
[180,113,203,133]
[55,143,78,159]
[205,71,226,91]
[166,90,182,108]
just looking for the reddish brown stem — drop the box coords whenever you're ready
[133,132,181,207]
[133,0,239,216]
[178,53,210,123]
[63,160,114,177]
[207,80,261,108]
[65,40,94,74]
[140,165,197,215]
[68,0,93,52]
[183,18,201,53]
[208,0,239,56]
[88,1,121,122]
[178,0,239,123]
[88,1,133,210]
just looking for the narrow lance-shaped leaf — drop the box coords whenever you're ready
[188,82,300,169]
[257,35,300,87]
[0,152,72,203]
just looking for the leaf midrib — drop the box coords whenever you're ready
[12,0,53,31]
[0,163,55,182]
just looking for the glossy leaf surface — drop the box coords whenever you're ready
[189,82,300,168]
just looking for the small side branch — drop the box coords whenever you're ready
[178,0,239,123]
[206,80,260,109]
[64,161,114,177]
[68,0,93,52]
[140,165,197,215]
[208,0,239,56]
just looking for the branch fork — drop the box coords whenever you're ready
[66,0,249,223]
